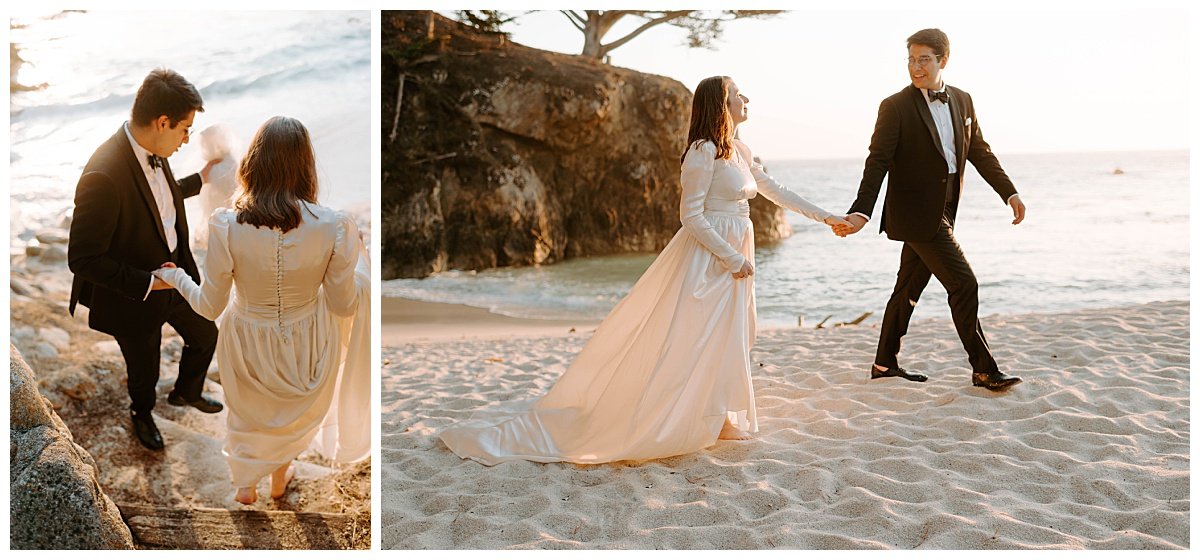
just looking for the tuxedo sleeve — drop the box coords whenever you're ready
[679,141,745,272]
[848,97,901,218]
[156,209,233,320]
[963,104,1017,203]
[740,142,832,223]
[178,173,203,199]
[68,171,155,300]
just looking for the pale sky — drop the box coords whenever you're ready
[442,3,1191,160]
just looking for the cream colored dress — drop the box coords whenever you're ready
[157,203,371,486]
[440,140,832,465]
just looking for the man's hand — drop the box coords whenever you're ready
[151,261,178,290]
[200,158,224,183]
[835,214,868,237]
[732,260,754,280]
[824,215,854,236]
[1009,194,1026,225]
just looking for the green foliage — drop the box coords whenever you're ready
[455,10,517,34]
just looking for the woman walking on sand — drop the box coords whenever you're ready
[440,76,849,465]
[155,116,370,503]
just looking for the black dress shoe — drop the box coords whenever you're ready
[167,392,224,413]
[870,365,928,382]
[972,371,1022,391]
[131,410,164,450]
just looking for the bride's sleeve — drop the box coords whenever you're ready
[322,212,364,317]
[740,142,833,224]
[680,141,746,272]
[156,209,234,320]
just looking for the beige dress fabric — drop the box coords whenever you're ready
[158,203,370,486]
[440,140,832,466]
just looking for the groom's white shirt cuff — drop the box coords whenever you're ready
[143,276,154,301]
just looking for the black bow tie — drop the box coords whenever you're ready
[147,154,163,170]
[928,90,949,104]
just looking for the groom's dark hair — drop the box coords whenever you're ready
[907,28,949,58]
[131,68,204,128]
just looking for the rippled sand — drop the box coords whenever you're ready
[381,301,1189,549]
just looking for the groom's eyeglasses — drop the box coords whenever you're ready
[906,55,942,67]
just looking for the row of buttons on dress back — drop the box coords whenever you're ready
[276,230,289,344]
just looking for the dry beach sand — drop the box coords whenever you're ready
[381,298,1189,549]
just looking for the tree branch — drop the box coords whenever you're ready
[601,10,693,54]
[560,10,585,31]
[389,74,405,145]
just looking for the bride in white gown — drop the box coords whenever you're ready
[155,116,370,503]
[440,76,851,466]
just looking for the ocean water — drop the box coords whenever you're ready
[9,10,371,251]
[384,150,1189,327]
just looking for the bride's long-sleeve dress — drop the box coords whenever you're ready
[157,203,371,486]
[440,139,832,465]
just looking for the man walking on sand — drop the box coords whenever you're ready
[69,68,224,450]
[834,29,1026,391]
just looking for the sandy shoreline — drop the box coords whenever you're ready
[381,300,1190,549]
[382,297,600,343]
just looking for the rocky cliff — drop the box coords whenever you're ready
[10,345,135,549]
[382,11,790,279]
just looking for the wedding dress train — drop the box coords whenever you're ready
[440,140,833,465]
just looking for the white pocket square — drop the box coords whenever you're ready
[965,117,973,126]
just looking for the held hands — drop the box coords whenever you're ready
[150,262,178,291]
[732,260,754,280]
[1009,194,1026,225]
[824,215,854,236]
[829,214,867,237]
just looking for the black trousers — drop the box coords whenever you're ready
[874,202,1000,375]
[114,290,217,414]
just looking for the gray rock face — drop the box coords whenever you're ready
[10,345,135,550]
[382,11,791,279]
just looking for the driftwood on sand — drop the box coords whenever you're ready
[117,504,369,550]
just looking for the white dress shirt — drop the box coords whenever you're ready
[922,85,957,174]
[123,122,178,300]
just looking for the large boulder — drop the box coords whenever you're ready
[10,344,135,549]
[382,11,791,279]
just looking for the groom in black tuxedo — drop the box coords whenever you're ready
[838,29,1026,391]
[68,68,224,450]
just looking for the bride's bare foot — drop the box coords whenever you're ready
[234,486,257,505]
[718,418,753,440]
[270,462,295,499]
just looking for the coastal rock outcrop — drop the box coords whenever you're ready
[10,344,135,550]
[382,11,790,279]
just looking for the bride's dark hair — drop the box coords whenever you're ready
[681,76,735,165]
[234,116,319,233]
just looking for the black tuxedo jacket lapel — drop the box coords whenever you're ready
[948,89,966,172]
[118,131,170,249]
[910,86,944,157]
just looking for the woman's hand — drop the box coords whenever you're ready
[151,262,178,290]
[732,260,754,279]
[824,215,856,237]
